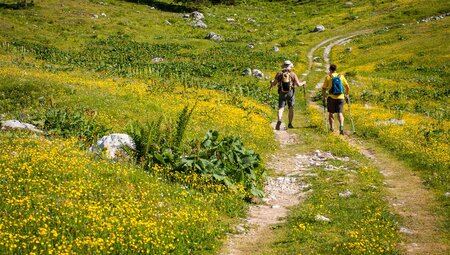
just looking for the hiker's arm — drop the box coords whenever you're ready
[269,73,280,89]
[293,73,305,87]
[342,76,350,100]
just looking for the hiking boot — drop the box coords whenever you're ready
[288,123,294,129]
[275,121,281,130]
[339,126,344,135]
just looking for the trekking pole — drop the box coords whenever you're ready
[323,98,328,132]
[303,83,310,125]
[347,96,356,134]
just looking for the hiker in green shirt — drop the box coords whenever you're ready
[321,64,350,135]
[270,60,306,130]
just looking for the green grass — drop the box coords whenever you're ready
[1,0,449,253]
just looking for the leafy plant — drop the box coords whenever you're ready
[180,130,265,198]
[31,107,110,145]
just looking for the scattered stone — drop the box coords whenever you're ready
[271,205,281,209]
[313,25,325,32]
[345,47,352,52]
[272,46,280,52]
[92,14,99,19]
[165,20,171,25]
[339,190,353,198]
[313,56,321,61]
[417,12,450,23]
[98,1,107,5]
[248,43,255,49]
[315,214,331,222]
[226,18,235,22]
[151,57,164,63]
[192,11,204,20]
[444,192,450,197]
[183,14,190,19]
[400,227,414,235]
[1,120,45,134]
[242,68,252,76]
[345,1,353,7]
[191,20,208,29]
[246,17,256,23]
[235,225,246,233]
[101,13,107,17]
[252,69,264,79]
[89,133,135,159]
[205,32,222,41]
[377,119,406,125]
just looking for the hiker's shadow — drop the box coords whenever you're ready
[123,0,193,13]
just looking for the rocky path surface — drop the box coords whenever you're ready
[221,123,311,255]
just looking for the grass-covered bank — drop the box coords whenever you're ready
[0,132,247,254]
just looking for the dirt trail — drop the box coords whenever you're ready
[221,123,311,255]
[315,31,449,254]
[223,19,448,254]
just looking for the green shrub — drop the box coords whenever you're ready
[31,107,110,144]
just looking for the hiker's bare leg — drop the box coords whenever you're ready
[278,107,285,121]
[328,113,334,130]
[338,113,344,129]
[288,107,294,124]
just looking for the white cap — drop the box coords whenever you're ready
[281,60,294,69]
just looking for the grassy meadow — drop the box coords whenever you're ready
[1,0,449,254]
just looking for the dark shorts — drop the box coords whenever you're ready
[327,97,345,113]
[278,90,295,108]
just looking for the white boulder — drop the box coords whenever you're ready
[89,133,135,159]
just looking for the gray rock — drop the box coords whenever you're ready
[272,46,280,52]
[205,32,222,41]
[192,11,204,20]
[1,120,45,134]
[226,18,235,22]
[345,1,353,7]
[89,133,135,159]
[242,68,252,76]
[248,43,255,49]
[191,20,207,29]
[252,69,264,79]
[183,14,190,19]
[313,25,325,32]
[315,214,331,222]
[400,227,414,235]
[444,192,450,197]
[246,17,256,23]
[339,190,353,198]
[377,119,406,125]
[346,47,352,52]
[151,57,164,63]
